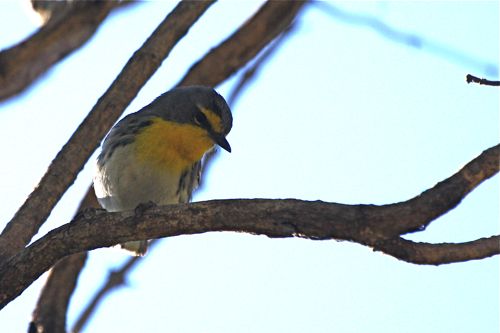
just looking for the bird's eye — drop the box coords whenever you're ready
[194,111,208,126]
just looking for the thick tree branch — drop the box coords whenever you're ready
[0,1,124,101]
[1,196,498,309]
[0,1,215,263]
[0,143,498,309]
[177,0,306,87]
[0,199,361,310]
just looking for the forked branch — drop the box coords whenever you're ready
[1,144,498,309]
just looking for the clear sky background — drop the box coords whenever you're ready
[0,1,498,333]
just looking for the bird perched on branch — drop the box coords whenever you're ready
[94,86,233,255]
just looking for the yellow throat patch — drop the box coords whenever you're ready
[134,117,214,172]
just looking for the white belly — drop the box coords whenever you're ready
[94,145,183,212]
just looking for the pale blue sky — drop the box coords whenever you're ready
[0,1,498,333]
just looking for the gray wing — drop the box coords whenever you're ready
[97,112,155,168]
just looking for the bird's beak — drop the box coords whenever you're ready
[211,133,231,152]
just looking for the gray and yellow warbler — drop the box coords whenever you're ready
[94,86,232,255]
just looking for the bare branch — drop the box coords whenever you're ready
[1,143,498,309]
[71,240,158,333]
[30,253,87,333]
[177,1,306,87]
[199,23,298,191]
[1,198,497,310]
[375,236,500,265]
[29,189,99,333]
[372,144,500,235]
[226,23,297,106]
[0,1,124,102]
[0,199,369,310]
[0,1,215,263]
[314,2,498,76]
[466,74,500,86]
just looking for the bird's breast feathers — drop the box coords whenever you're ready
[94,117,210,211]
[134,117,213,173]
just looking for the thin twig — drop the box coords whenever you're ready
[314,1,498,76]
[71,240,158,333]
[466,74,500,86]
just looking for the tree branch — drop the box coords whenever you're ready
[29,252,87,333]
[177,0,306,87]
[29,188,99,333]
[226,22,297,106]
[1,143,498,309]
[71,240,158,333]
[365,144,500,236]
[314,2,498,76]
[0,1,215,263]
[199,22,298,191]
[0,1,124,102]
[375,236,500,265]
[466,74,500,86]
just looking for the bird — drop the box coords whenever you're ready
[93,86,232,255]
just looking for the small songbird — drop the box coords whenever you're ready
[93,86,232,255]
